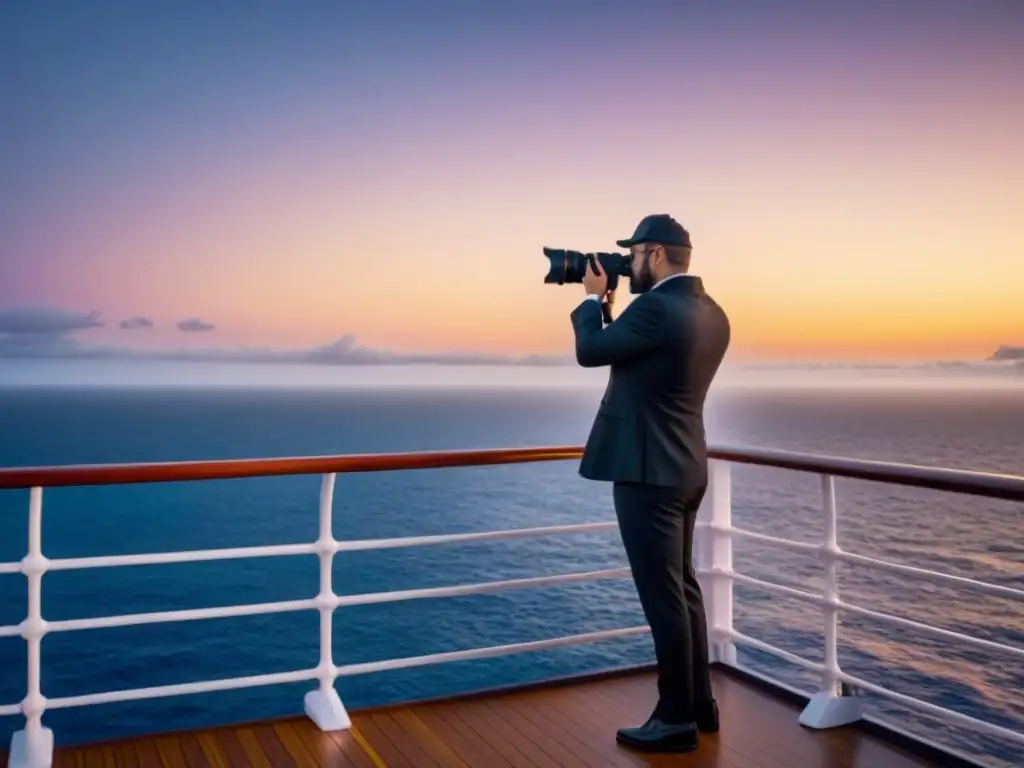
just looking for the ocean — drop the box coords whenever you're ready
[0,362,1021,766]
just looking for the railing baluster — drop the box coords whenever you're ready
[303,473,351,730]
[10,487,54,768]
[798,474,862,729]
[704,460,736,665]
[821,473,841,696]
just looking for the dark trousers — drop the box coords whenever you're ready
[613,481,713,723]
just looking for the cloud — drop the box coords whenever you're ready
[177,317,215,333]
[0,307,103,335]
[0,307,103,357]
[0,305,571,366]
[120,316,154,330]
[0,306,1016,372]
[0,334,572,366]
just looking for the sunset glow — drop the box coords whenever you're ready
[2,1,1022,363]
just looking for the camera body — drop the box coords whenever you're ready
[542,248,632,292]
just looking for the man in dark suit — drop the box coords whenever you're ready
[570,214,731,753]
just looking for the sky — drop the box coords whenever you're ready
[2,0,1022,365]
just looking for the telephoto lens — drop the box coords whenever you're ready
[542,247,631,286]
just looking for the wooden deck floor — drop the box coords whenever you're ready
[6,669,942,767]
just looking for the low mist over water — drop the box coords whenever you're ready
[0,358,1020,392]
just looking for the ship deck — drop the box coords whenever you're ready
[4,668,944,768]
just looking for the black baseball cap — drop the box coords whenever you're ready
[616,214,691,249]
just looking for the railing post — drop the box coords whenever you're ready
[798,474,862,729]
[9,488,54,768]
[303,473,350,731]
[702,460,736,665]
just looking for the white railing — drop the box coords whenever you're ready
[1,445,1022,768]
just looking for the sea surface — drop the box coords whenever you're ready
[0,362,1021,766]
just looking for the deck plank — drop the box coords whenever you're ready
[209,729,251,768]
[273,722,320,768]
[387,708,468,768]
[411,700,513,767]
[4,669,947,767]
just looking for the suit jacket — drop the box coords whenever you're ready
[570,275,730,488]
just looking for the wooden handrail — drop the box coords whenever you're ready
[711,445,1024,502]
[0,444,1021,501]
[0,446,584,489]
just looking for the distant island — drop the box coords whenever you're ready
[991,346,1024,361]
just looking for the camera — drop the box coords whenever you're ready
[542,248,632,291]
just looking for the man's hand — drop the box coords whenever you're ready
[604,288,616,311]
[583,256,608,298]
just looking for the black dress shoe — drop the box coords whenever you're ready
[616,718,699,753]
[697,699,719,733]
